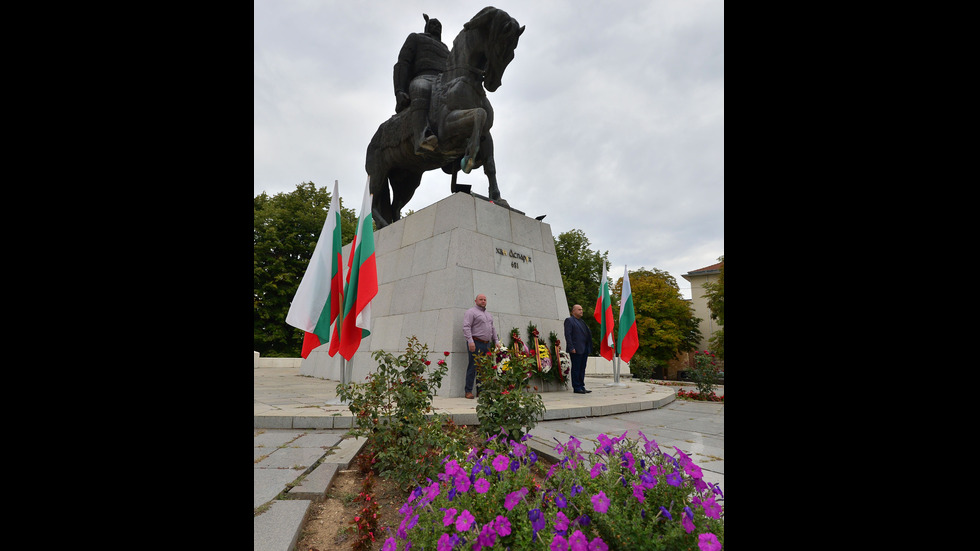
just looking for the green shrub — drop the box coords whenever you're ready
[336,336,472,490]
[628,356,660,380]
[474,345,546,442]
[688,350,721,397]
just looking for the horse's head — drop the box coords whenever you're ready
[463,7,524,92]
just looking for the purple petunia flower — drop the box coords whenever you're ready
[570,483,583,497]
[682,514,695,534]
[455,474,471,493]
[477,523,497,548]
[555,491,568,508]
[510,458,520,472]
[698,533,721,551]
[666,471,683,487]
[511,440,527,457]
[590,491,610,513]
[455,509,476,532]
[589,462,606,479]
[659,506,672,520]
[529,451,538,464]
[383,537,397,551]
[632,483,646,503]
[529,508,546,532]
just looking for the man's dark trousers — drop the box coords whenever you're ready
[465,339,491,395]
[570,352,587,392]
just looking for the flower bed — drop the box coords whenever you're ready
[383,430,724,550]
[676,389,724,402]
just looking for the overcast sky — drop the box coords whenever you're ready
[254,0,723,300]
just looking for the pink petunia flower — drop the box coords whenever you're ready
[590,491,610,513]
[442,508,458,527]
[588,536,608,551]
[631,483,646,503]
[550,534,568,551]
[569,529,589,551]
[455,509,476,532]
[702,496,722,519]
[474,477,490,494]
[493,515,511,537]
[698,533,721,551]
[492,454,509,472]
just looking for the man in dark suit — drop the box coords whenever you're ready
[563,304,592,394]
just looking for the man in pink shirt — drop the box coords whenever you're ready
[462,293,498,398]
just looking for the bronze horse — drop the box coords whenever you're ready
[366,7,524,228]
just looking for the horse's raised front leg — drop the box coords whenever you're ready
[442,108,487,174]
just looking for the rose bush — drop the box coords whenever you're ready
[688,351,722,398]
[337,336,474,489]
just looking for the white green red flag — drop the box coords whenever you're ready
[617,266,639,363]
[594,262,615,361]
[285,180,344,358]
[337,177,378,360]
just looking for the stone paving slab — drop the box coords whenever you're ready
[289,432,344,449]
[254,430,305,448]
[254,469,304,509]
[254,499,312,551]
[259,447,327,471]
[321,436,367,468]
[288,462,340,500]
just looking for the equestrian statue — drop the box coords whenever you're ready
[365,6,525,228]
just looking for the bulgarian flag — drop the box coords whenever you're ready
[337,177,378,360]
[594,262,615,361]
[617,266,639,363]
[285,180,344,358]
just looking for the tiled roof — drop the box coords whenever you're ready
[686,261,723,275]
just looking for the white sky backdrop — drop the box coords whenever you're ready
[255,0,723,300]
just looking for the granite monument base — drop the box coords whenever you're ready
[301,192,570,397]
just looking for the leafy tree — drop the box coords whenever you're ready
[702,255,724,359]
[555,229,609,352]
[254,182,358,356]
[612,268,702,364]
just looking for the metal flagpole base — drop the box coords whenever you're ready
[606,356,627,387]
[325,356,352,405]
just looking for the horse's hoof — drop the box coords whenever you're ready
[461,156,474,174]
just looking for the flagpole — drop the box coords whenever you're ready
[606,264,626,387]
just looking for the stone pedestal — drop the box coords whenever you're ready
[301,192,570,397]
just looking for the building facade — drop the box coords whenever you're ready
[681,261,723,354]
